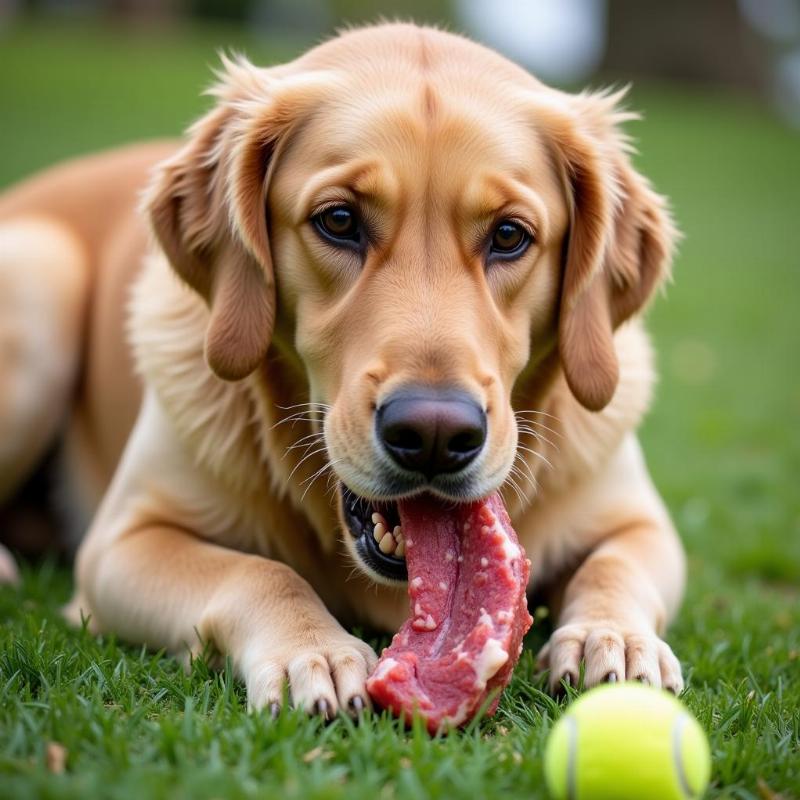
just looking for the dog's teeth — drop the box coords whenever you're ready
[371,512,386,526]
[395,541,405,558]
[393,525,403,541]
[373,522,386,542]
[379,533,396,554]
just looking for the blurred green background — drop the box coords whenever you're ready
[0,2,798,798]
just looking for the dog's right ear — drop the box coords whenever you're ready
[144,57,327,381]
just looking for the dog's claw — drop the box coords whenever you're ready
[605,671,618,683]
[269,702,281,719]
[556,672,575,695]
[314,698,330,719]
[348,695,365,715]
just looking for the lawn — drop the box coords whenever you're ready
[1,18,799,800]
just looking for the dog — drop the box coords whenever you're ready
[0,23,685,716]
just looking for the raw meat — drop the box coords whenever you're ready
[366,492,532,733]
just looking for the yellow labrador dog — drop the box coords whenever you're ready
[0,23,685,716]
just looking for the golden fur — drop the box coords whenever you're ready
[0,24,685,713]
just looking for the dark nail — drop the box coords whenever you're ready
[269,702,281,719]
[554,672,575,695]
[635,675,649,685]
[605,671,618,683]
[315,698,330,719]
[349,696,365,714]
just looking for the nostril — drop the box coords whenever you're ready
[448,429,484,454]
[384,425,424,453]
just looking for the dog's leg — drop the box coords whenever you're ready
[536,438,686,694]
[0,216,89,582]
[73,523,376,715]
[67,391,376,714]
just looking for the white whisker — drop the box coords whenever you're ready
[300,459,343,502]
[287,445,330,482]
[504,473,528,509]
[514,416,562,440]
[512,450,540,487]
[511,457,540,492]
[516,425,559,452]
[276,402,332,412]
[513,408,561,422]
[283,434,325,457]
[270,414,325,430]
[516,443,554,471]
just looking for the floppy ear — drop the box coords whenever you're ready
[544,90,678,411]
[144,56,320,381]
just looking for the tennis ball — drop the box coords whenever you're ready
[544,683,710,800]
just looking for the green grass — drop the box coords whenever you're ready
[1,18,799,800]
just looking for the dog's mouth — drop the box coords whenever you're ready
[341,485,408,582]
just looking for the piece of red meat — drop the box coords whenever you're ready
[366,492,532,733]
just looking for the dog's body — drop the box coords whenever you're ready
[0,24,685,714]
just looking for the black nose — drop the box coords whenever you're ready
[376,386,487,478]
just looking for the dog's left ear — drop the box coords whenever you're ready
[541,90,678,411]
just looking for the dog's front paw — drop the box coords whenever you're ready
[537,622,683,695]
[243,631,378,718]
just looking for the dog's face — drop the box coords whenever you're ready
[146,25,675,584]
[268,68,568,504]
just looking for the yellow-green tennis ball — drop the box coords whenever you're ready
[544,683,711,800]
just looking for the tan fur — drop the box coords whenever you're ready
[0,23,685,712]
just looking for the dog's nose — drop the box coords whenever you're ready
[376,387,486,477]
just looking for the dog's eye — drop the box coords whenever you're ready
[313,205,361,245]
[489,221,531,260]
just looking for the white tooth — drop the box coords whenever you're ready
[424,614,437,630]
[395,541,405,558]
[410,577,423,589]
[414,602,423,616]
[379,533,396,554]
[372,512,386,526]
[480,557,489,568]
[393,525,403,541]
[373,522,386,542]
[438,581,448,591]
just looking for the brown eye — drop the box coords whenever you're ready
[314,205,361,244]
[489,220,530,259]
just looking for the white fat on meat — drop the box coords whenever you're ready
[370,657,399,683]
[472,638,509,690]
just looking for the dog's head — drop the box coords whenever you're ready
[145,24,676,583]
